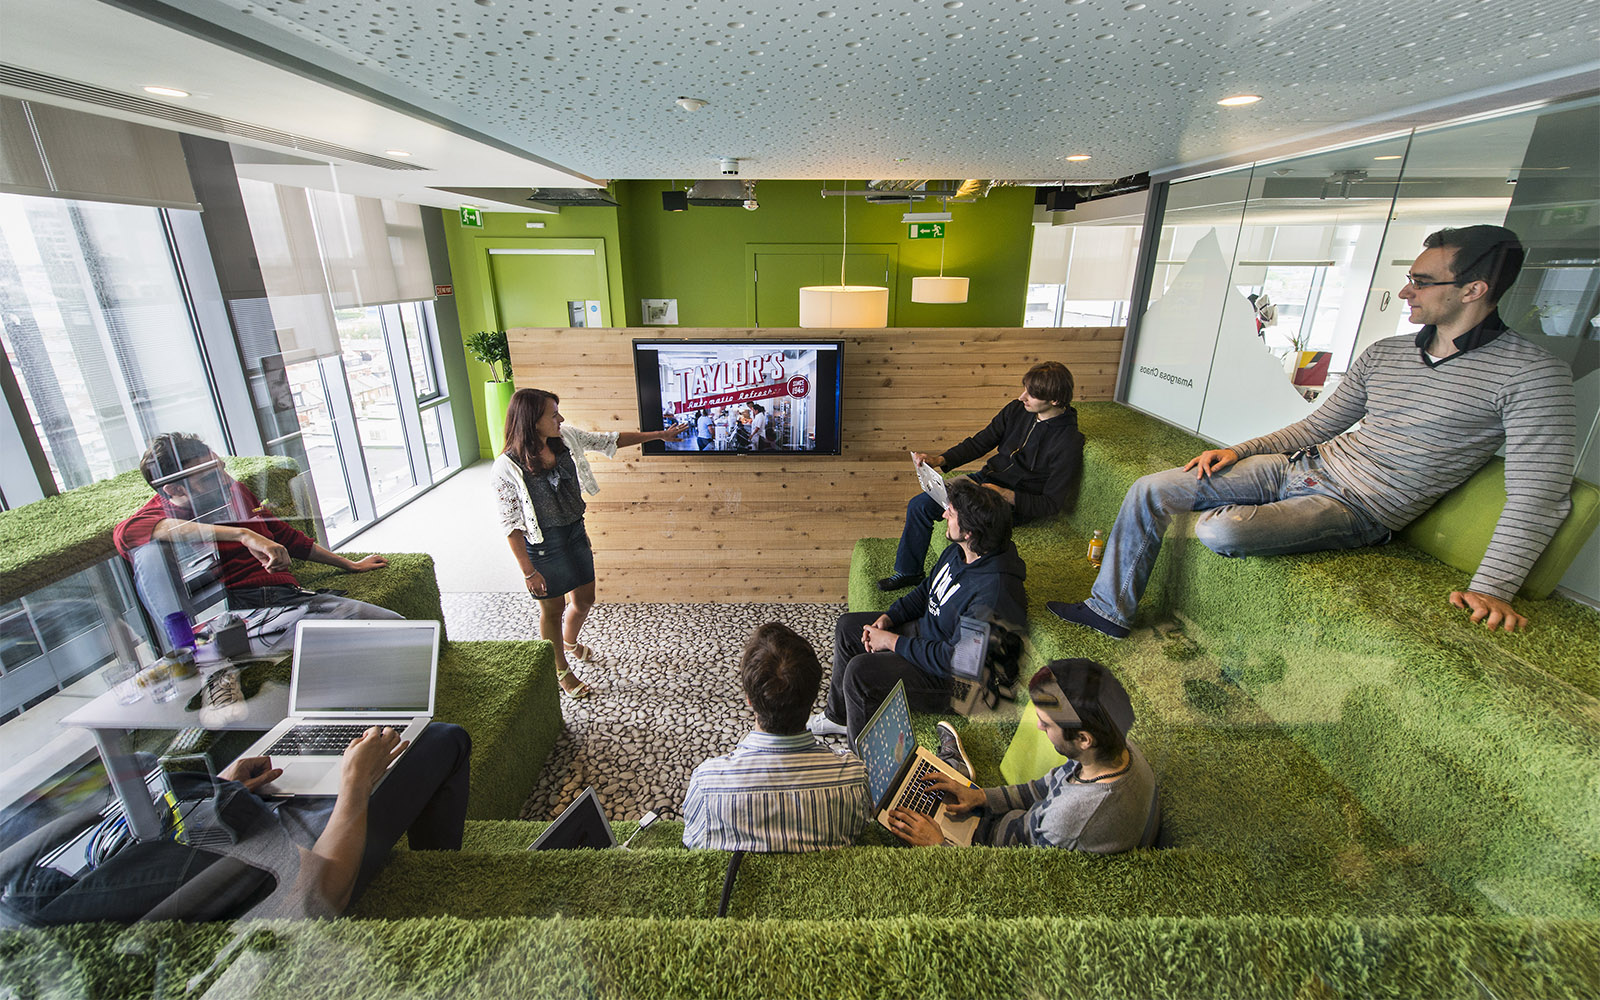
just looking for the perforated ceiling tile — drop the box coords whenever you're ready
[171,0,1596,179]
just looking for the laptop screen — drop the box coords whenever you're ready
[290,621,439,715]
[854,681,915,805]
[950,617,989,681]
[527,787,616,850]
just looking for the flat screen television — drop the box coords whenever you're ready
[633,339,845,456]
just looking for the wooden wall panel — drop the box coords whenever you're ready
[507,326,1122,603]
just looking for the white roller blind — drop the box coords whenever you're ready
[1027,224,1071,285]
[1063,227,1141,300]
[237,178,341,361]
[309,189,432,308]
[0,99,200,210]
[238,180,435,360]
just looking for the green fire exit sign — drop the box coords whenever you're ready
[908,222,945,239]
[459,206,484,228]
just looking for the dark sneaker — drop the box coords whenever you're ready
[877,572,924,592]
[806,712,847,737]
[935,721,973,779]
[1046,600,1131,639]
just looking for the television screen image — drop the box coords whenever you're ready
[633,340,844,456]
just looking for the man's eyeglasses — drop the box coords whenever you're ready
[1404,273,1468,289]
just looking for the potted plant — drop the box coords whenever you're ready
[465,329,514,455]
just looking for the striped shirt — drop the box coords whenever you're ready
[1231,318,1576,601]
[682,731,871,852]
[980,743,1157,851]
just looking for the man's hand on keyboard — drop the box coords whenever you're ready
[220,755,283,793]
[886,808,947,847]
[917,771,984,816]
[341,727,409,796]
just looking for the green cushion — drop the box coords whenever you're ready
[1399,457,1600,599]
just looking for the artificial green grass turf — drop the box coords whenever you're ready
[0,457,300,602]
[294,552,448,634]
[432,640,562,821]
[849,400,1600,921]
[6,916,1596,999]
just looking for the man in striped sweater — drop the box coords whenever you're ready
[1048,224,1575,636]
[682,622,871,851]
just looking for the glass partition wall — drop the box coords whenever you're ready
[1127,97,1597,527]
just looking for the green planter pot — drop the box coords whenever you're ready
[484,380,516,456]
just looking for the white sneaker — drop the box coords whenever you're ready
[198,668,246,728]
[806,712,847,737]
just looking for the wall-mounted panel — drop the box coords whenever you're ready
[508,326,1123,602]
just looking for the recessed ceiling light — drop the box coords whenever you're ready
[1065,153,1092,161]
[1373,154,1403,160]
[143,86,189,98]
[385,149,412,157]
[1217,94,1262,106]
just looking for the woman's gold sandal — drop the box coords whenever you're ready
[555,665,593,699]
[563,641,597,663]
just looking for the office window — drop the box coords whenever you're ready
[238,179,460,541]
[1026,220,1141,328]
[0,194,226,490]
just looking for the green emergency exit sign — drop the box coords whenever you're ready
[459,206,484,228]
[908,222,945,239]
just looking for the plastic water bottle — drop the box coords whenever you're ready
[1087,529,1106,569]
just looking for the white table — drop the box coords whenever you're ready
[61,648,291,842]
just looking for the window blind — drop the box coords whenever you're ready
[0,99,200,211]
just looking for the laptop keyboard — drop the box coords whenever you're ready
[950,678,972,701]
[893,759,943,816]
[265,724,388,756]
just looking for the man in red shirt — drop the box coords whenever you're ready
[114,433,397,642]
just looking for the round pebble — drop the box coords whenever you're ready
[442,596,845,821]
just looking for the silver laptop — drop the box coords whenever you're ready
[948,615,992,716]
[239,619,441,797]
[856,681,979,846]
[912,452,950,508]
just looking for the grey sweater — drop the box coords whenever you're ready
[1231,317,1575,601]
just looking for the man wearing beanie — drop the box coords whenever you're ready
[885,659,1159,850]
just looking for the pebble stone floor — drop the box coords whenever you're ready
[442,594,846,823]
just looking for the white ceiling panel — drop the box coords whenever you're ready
[1,0,1596,199]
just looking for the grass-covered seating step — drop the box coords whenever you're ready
[4,914,1593,999]
[0,455,448,631]
[294,552,446,635]
[433,640,561,821]
[357,702,1474,924]
[0,457,302,602]
[848,401,1600,920]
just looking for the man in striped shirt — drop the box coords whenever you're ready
[682,623,871,852]
[1048,224,1575,636]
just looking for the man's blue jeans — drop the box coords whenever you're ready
[1086,453,1391,628]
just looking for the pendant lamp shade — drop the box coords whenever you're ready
[799,285,889,328]
[911,276,970,303]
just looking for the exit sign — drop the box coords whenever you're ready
[908,222,945,239]
[459,206,484,228]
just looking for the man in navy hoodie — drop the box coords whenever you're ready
[811,480,1029,745]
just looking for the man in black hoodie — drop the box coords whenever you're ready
[879,361,1084,591]
[812,480,1029,745]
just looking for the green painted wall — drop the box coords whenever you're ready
[441,202,628,458]
[616,180,1035,327]
[440,182,1037,458]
